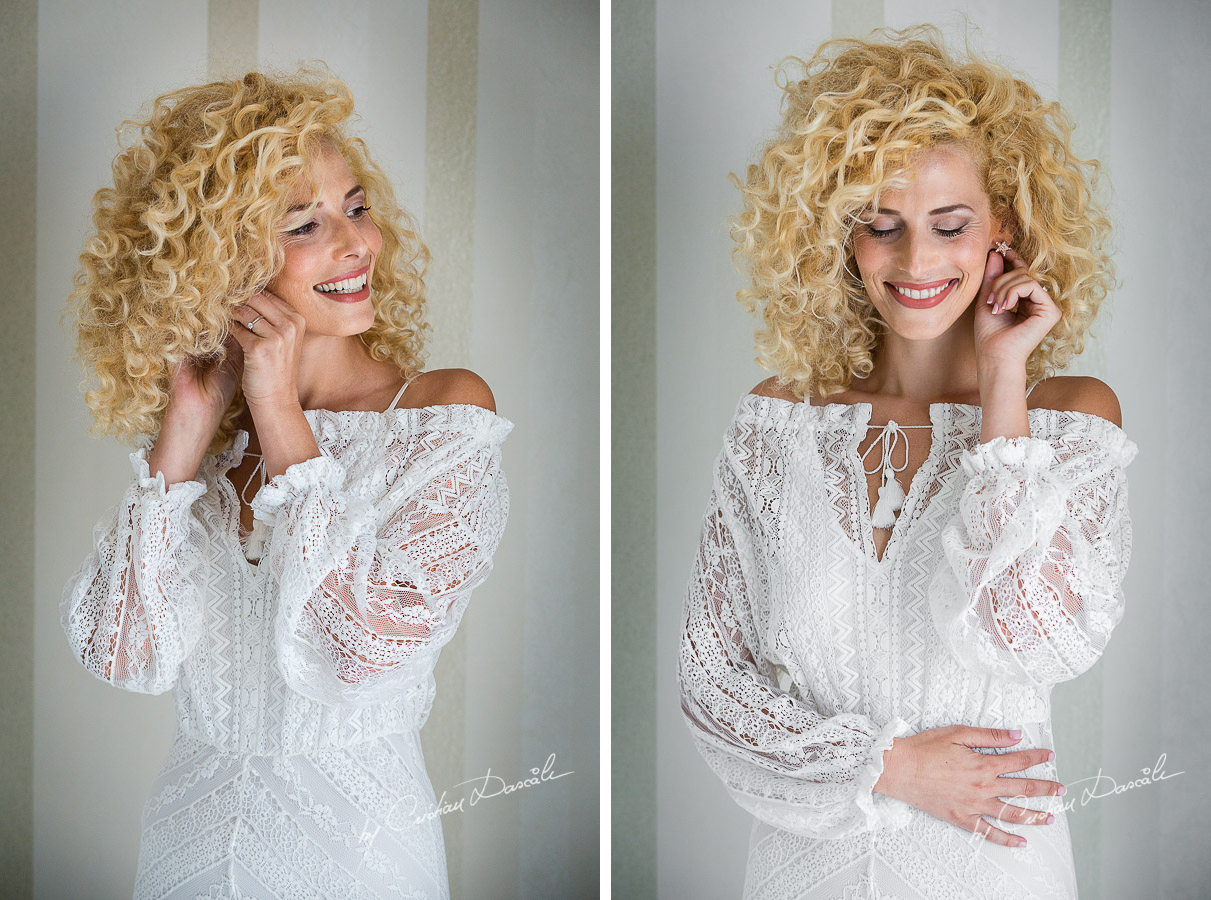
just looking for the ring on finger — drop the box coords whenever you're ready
[246,314,264,331]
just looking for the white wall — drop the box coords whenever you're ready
[653,1,1204,897]
[34,2,598,898]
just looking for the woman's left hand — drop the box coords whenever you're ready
[228,290,307,409]
[973,247,1062,369]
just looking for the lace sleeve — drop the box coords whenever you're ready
[679,425,916,840]
[249,412,511,708]
[928,413,1139,687]
[60,448,210,694]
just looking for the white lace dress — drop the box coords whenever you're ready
[679,392,1138,900]
[61,399,512,899]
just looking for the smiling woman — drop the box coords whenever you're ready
[677,24,1138,900]
[60,67,510,899]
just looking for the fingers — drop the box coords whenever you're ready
[994,746,1055,772]
[994,775,1066,800]
[981,798,1055,828]
[968,815,1028,849]
[977,248,1005,306]
[958,726,1024,749]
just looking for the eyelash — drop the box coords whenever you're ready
[287,203,372,236]
[865,224,969,240]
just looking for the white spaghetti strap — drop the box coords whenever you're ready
[1025,378,1042,399]
[384,371,422,413]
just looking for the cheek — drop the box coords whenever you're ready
[366,221,384,256]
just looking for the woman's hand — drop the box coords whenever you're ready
[162,330,244,423]
[874,725,1064,848]
[973,247,1061,370]
[228,289,308,410]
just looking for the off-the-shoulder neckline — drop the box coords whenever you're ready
[738,392,1126,433]
[209,403,512,466]
[303,402,510,423]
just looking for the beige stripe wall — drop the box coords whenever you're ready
[420,1,480,891]
[0,0,37,893]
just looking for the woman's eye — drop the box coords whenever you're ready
[936,224,969,238]
[349,203,371,218]
[287,221,317,236]
[865,224,898,238]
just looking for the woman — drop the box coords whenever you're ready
[61,69,511,898]
[677,26,1137,900]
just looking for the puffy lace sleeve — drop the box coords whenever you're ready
[60,446,210,695]
[679,399,916,840]
[250,406,512,708]
[928,410,1139,687]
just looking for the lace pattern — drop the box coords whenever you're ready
[680,394,1137,899]
[61,404,512,896]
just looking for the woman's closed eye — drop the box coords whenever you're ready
[863,223,971,239]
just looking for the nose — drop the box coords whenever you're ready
[332,212,370,261]
[898,226,938,277]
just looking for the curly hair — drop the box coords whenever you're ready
[64,65,430,453]
[731,24,1116,400]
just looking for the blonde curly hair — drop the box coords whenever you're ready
[64,65,429,453]
[731,24,1116,400]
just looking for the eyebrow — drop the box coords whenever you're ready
[287,184,365,214]
[874,204,975,216]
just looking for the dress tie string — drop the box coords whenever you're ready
[239,450,269,561]
[860,420,933,529]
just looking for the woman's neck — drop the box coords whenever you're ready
[857,307,982,402]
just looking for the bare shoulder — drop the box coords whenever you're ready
[1031,375,1122,428]
[407,368,497,412]
[750,376,804,403]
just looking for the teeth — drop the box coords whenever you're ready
[315,273,368,294]
[893,281,951,300]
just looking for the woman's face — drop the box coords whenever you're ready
[268,144,383,337]
[851,143,1009,341]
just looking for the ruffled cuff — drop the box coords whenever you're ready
[853,717,917,832]
[960,435,1055,478]
[249,453,346,526]
[130,449,207,504]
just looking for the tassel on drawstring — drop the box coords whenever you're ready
[870,469,905,528]
[240,449,269,561]
[244,518,269,561]
[861,418,920,530]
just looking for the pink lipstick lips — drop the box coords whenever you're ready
[313,264,371,304]
[886,278,958,309]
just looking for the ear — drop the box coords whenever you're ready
[991,209,1017,248]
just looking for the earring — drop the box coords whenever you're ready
[994,241,1011,256]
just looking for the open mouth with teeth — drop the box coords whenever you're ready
[886,278,959,307]
[314,269,371,302]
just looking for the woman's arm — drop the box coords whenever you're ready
[928,379,1137,687]
[60,440,211,694]
[680,429,917,840]
[250,406,511,707]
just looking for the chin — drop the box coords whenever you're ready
[881,311,959,342]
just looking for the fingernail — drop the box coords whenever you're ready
[1046,814,1054,824]
[1017,838,1027,848]
[1009,729,1022,739]
[1058,785,1067,795]
[1048,750,1055,762]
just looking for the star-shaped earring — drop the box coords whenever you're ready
[994,241,1011,256]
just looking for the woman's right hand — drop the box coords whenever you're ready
[165,332,245,421]
[148,334,245,486]
[873,725,1064,848]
